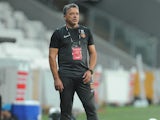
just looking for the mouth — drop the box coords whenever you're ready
[73,19,78,22]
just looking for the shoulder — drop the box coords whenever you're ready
[54,25,66,33]
[79,25,92,33]
[51,25,66,37]
[79,25,93,38]
[79,25,89,30]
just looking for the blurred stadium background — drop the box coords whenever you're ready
[0,0,160,120]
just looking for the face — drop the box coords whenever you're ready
[64,7,79,28]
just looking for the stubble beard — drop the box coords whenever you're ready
[66,19,79,28]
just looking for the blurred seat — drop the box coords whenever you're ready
[0,1,49,61]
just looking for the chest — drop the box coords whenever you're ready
[60,29,88,47]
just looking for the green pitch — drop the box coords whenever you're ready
[42,105,159,120]
[76,105,160,120]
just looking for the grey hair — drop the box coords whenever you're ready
[63,3,79,15]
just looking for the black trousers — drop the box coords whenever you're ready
[59,75,99,120]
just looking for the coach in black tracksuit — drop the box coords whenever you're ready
[49,3,98,120]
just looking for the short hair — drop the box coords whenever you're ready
[63,3,79,15]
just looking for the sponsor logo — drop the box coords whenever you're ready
[64,34,70,38]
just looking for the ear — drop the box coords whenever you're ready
[64,15,66,20]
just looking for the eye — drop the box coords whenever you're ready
[69,13,74,16]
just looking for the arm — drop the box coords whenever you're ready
[88,45,97,71]
[49,48,64,92]
[83,45,97,83]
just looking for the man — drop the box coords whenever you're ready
[49,3,98,120]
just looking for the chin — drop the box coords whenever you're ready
[72,23,78,26]
[72,22,78,24]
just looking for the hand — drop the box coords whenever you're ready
[83,70,92,84]
[54,78,64,92]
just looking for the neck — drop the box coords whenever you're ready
[66,24,79,29]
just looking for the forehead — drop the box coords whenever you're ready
[66,7,79,14]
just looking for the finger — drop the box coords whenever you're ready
[83,73,89,80]
[55,86,58,90]
[56,87,59,91]
[59,89,63,92]
[59,84,64,92]
[83,76,87,82]
[84,75,92,83]
[83,77,89,84]
[59,87,64,92]
[55,85,60,90]
[83,72,87,78]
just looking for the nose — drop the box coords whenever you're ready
[74,14,77,17]
[73,15,77,19]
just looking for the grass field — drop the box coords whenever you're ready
[42,105,160,120]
